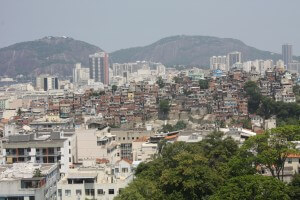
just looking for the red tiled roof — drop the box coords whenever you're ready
[287,154,300,158]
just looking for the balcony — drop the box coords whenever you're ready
[35,151,61,156]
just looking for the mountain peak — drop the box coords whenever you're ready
[0,37,102,77]
[111,35,280,66]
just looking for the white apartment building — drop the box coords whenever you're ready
[2,130,77,174]
[227,51,242,70]
[132,137,157,162]
[288,62,300,74]
[57,159,133,200]
[73,63,90,84]
[210,56,227,71]
[36,75,59,91]
[76,127,120,164]
[0,163,59,200]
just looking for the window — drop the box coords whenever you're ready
[69,149,71,154]
[115,168,119,173]
[108,189,114,195]
[288,158,292,164]
[98,189,104,195]
[69,157,72,162]
[132,137,135,140]
[69,141,71,146]
[65,189,71,196]
[58,189,62,197]
[122,168,128,173]
[57,147,60,151]
[123,137,125,140]
[91,189,95,196]
[76,190,82,196]
[85,189,90,196]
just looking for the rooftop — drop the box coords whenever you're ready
[0,163,57,181]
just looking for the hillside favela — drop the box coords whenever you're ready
[0,1,300,200]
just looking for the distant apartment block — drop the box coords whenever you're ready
[36,75,59,91]
[282,44,293,68]
[89,52,109,85]
[210,51,242,71]
[72,63,90,84]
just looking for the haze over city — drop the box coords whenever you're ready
[0,1,300,200]
[1,0,300,54]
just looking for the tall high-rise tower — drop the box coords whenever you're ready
[227,51,242,70]
[282,44,293,68]
[89,52,109,85]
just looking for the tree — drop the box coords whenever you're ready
[210,175,290,200]
[112,85,118,93]
[183,89,192,96]
[33,169,42,177]
[156,76,165,88]
[174,121,187,130]
[244,81,261,113]
[289,173,300,200]
[160,151,222,200]
[240,118,252,129]
[114,178,163,200]
[17,108,22,116]
[160,121,187,133]
[199,79,208,89]
[270,125,300,141]
[200,131,239,168]
[158,99,170,120]
[160,124,174,133]
[241,132,297,180]
[173,76,183,84]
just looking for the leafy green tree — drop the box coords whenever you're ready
[160,121,187,133]
[200,131,238,168]
[183,89,192,96]
[112,85,118,93]
[174,121,187,130]
[244,81,261,113]
[210,175,290,200]
[158,99,170,120]
[33,169,42,177]
[227,151,257,177]
[293,85,300,95]
[156,76,165,88]
[257,96,276,119]
[17,108,22,116]
[242,132,297,180]
[115,127,299,200]
[114,178,163,200]
[160,124,174,133]
[160,151,222,200]
[199,79,209,89]
[240,118,252,129]
[173,76,183,84]
[289,173,300,200]
[270,125,300,141]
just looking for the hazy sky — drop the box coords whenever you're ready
[1,0,300,54]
